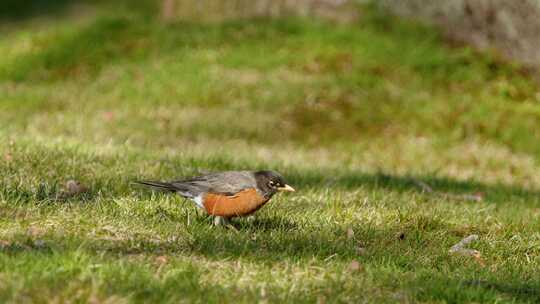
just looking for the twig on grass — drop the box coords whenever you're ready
[449,234,485,266]
[449,234,479,253]
[411,178,484,202]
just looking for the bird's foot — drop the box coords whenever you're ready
[213,216,228,226]
[213,216,238,231]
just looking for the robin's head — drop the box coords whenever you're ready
[254,170,295,197]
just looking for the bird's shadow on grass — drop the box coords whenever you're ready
[3,169,538,211]
[287,170,540,204]
[132,167,540,207]
[233,216,299,231]
[2,140,538,206]
[134,154,540,204]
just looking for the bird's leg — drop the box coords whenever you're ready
[213,216,223,226]
[213,216,229,226]
[213,216,238,231]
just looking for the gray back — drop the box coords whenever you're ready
[170,171,257,196]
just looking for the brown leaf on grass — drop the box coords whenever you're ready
[154,255,169,277]
[348,260,363,272]
[155,255,168,266]
[57,179,88,200]
[4,153,12,162]
[102,111,115,122]
[472,251,486,267]
[346,228,354,240]
[61,179,88,198]
[467,192,485,202]
[27,225,45,237]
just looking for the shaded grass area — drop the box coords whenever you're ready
[1,0,77,21]
[1,1,540,303]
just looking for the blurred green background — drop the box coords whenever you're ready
[1,1,540,303]
[1,0,539,155]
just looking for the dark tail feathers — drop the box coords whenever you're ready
[133,181,178,192]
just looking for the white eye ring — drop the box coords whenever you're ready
[269,181,275,186]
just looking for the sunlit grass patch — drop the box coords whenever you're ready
[0,1,539,303]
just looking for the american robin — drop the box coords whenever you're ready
[135,170,295,225]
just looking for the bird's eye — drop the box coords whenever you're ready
[268,180,275,187]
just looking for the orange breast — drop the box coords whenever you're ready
[202,188,269,217]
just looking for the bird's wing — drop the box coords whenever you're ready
[170,171,257,196]
[134,180,203,198]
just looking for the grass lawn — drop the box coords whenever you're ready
[1,1,540,303]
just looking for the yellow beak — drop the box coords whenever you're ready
[278,184,295,192]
